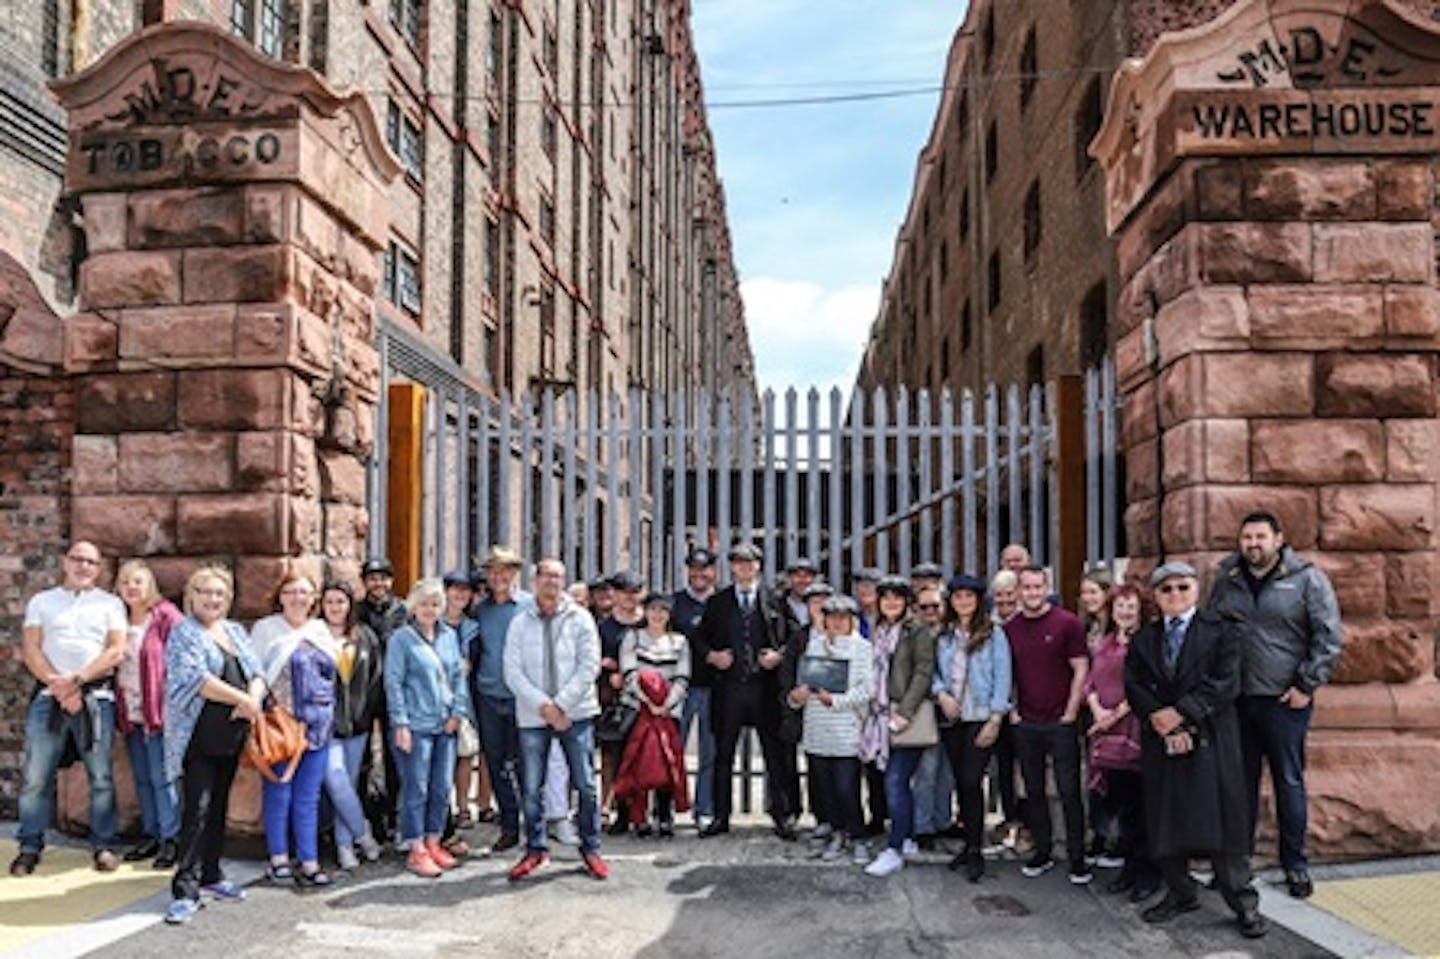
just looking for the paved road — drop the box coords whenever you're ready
[97,826,1332,959]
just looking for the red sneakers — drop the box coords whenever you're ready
[406,845,443,879]
[424,838,458,870]
[507,851,549,882]
[581,851,609,880]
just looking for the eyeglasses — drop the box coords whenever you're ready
[66,555,100,567]
[916,603,943,611]
[192,587,228,599]
[280,587,314,597]
[1158,583,1193,594]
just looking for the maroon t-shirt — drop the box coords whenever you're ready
[1007,606,1089,723]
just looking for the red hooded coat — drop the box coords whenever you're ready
[613,670,690,822]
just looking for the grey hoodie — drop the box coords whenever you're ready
[1209,547,1343,697]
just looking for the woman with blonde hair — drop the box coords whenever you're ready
[163,567,265,925]
[114,559,184,868]
[253,569,340,888]
[386,577,470,877]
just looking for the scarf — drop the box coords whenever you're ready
[858,622,901,770]
[949,627,970,706]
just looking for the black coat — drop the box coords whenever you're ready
[333,624,384,739]
[776,621,811,745]
[1124,608,1249,857]
[694,584,787,723]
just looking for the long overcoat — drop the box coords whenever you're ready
[1124,608,1249,857]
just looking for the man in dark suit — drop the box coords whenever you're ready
[1125,561,1266,940]
[695,543,796,840]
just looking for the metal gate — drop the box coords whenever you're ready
[366,327,1097,590]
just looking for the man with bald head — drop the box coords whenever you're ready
[12,541,127,876]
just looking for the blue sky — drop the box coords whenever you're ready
[691,2,967,395]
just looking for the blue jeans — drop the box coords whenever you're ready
[1240,695,1312,871]
[125,728,179,841]
[325,735,371,848]
[262,746,327,862]
[398,731,457,842]
[883,746,923,852]
[18,694,118,853]
[912,743,953,835]
[679,686,715,819]
[477,694,522,836]
[519,720,599,854]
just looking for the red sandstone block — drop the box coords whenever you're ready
[1194,161,1243,221]
[1311,551,1387,618]
[1189,352,1314,420]
[118,304,236,363]
[243,185,292,244]
[1386,420,1440,483]
[1115,327,1148,391]
[290,497,323,553]
[1316,354,1435,417]
[181,245,287,304]
[64,313,119,370]
[319,451,367,505]
[1310,684,1397,727]
[1320,484,1436,551]
[1116,226,1200,312]
[72,435,117,495]
[80,193,128,254]
[1250,419,1384,484]
[1384,287,1440,344]
[1126,439,1159,501]
[1200,222,1311,284]
[79,251,182,310]
[339,234,380,298]
[1374,160,1432,221]
[1169,484,1320,552]
[118,432,234,493]
[322,503,368,560]
[1314,223,1433,284]
[176,368,291,431]
[1155,286,1250,361]
[234,430,318,496]
[1117,171,1192,282]
[295,194,342,269]
[1125,498,1161,559]
[71,494,176,555]
[128,189,244,249]
[1243,160,1374,221]
[233,555,323,620]
[233,304,292,362]
[1247,286,1383,350]
[1331,618,1426,684]
[1386,552,1437,619]
[76,372,176,433]
[177,493,288,554]
[1163,418,1249,488]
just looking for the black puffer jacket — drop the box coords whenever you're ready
[333,623,385,739]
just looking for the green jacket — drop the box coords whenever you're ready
[884,621,936,720]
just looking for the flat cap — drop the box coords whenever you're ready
[802,581,835,599]
[361,557,394,577]
[821,595,859,616]
[910,562,945,579]
[852,567,885,584]
[1149,560,1198,587]
[876,575,913,598]
[787,557,818,574]
[685,546,717,567]
[441,569,473,588]
[609,569,645,591]
[947,574,987,596]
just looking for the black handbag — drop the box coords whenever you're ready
[596,702,638,744]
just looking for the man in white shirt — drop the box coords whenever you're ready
[12,541,127,876]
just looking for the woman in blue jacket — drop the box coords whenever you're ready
[933,574,1012,882]
[387,577,471,878]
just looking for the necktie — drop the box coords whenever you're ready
[1164,617,1185,670]
[740,591,752,614]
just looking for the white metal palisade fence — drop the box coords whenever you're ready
[1085,358,1124,575]
[367,331,1124,588]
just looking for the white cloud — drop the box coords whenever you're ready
[741,277,879,396]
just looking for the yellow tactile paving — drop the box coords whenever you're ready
[1309,871,1440,958]
[0,848,168,952]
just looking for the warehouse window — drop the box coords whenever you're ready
[231,0,286,60]
[383,238,422,317]
[987,250,1002,312]
[961,300,973,353]
[390,0,422,48]
[1075,76,1103,181]
[985,121,998,183]
[1020,27,1037,110]
[386,101,424,182]
[41,0,62,75]
[1079,281,1109,370]
[1023,180,1042,261]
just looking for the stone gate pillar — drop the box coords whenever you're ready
[46,22,398,831]
[1093,0,1440,857]
[50,21,399,611]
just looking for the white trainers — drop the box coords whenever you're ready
[336,845,360,870]
[820,835,847,862]
[358,834,383,862]
[864,847,905,877]
[549,819,581,847]
[851,841,872,865]
[901,837,920,858]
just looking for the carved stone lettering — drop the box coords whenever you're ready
[1217,20,1410,88]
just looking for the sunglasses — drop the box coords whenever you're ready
[1157,583,1193,594]
[916,602,943,611]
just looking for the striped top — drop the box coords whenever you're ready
[798,631,874,758]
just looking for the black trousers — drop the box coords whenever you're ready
[712,682,791,824]
[1160,852,1259,917]
[990,715,1024,824]
[941,722,994,858]
[1106,768,1160,887]
[863,762,888,826]
[172,751,240,901]
[808,754,864,840]
[1014,721,1086,864]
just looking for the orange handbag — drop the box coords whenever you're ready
[243,704,308,784]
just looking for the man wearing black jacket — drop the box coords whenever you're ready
[1125,561,1265,940]
[356,557,407,842]
[673,547,718,829]
[695,543,796,839]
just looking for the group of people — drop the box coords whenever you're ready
[10,507,1341,942]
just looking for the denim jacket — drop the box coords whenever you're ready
[932,624,1013,723]
[385,621,470,735]
[163,616,261,783]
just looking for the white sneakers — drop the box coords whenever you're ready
[865,847,905,877]
[901,837,920,858]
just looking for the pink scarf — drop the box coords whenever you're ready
[859,623,901,770]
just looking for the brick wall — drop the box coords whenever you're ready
[0,366,73,817]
